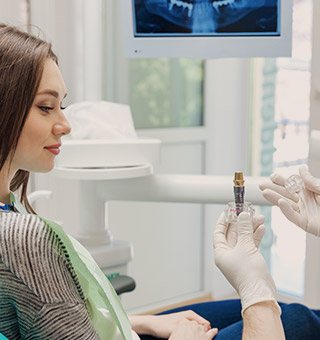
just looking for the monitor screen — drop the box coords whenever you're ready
[134,0,280,37]
[120,0,292,58]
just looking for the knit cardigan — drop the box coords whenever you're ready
[0,212,99,339]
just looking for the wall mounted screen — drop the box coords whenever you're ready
[121,0,293,58]
[134,0,279,37]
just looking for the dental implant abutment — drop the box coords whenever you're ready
[233,172,245,209]
[225,172,254,223]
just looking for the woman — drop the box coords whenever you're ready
[0,23,319,340]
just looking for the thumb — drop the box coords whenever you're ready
[300,165,320,195]
[237,212,255,248]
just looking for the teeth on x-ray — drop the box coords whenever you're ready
[168,0,237,16]
[212,0,236,11]
[169,0,193,17]
[141,0,275,34]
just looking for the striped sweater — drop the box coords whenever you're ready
[0,212,99,339]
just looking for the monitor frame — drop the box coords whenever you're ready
[120,0,293,59]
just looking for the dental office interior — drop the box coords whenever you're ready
[2,0,320,316]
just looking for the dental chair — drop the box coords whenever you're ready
[107,272,136,295]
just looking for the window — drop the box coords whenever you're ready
[253,0,312,297]
[128,59,204,129]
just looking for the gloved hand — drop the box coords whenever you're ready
[259,165,320,237]
[214,212,280,314]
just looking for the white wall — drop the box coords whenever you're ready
[0,0,24,25]
[30,0,103,103]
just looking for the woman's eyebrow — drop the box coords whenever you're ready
[36,89,67,98]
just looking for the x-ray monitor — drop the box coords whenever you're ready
[121,0,293,58]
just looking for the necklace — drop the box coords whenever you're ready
[0,202,14,212]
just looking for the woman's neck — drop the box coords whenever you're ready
[0,163,15,204]
[0,187,11,204]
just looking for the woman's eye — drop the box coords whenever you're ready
[39,106,54,113]
[60,106,67,110]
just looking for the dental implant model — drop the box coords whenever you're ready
[225,171,254,223]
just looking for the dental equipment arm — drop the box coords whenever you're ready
[214,212,284,340]
[50,172,270,247]
[260,165,320,237]
[96,175,268,205]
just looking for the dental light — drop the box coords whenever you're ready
[121,0,293,58]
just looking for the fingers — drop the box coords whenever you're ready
[278,199,305,228]
[216,211,227,225]
[237,212,255,247]
[185,320,218,339]
[226,215,264,247]
[261,189,300,211]
[213,213,228,249]
[270,172,287,186]
[252,215,265,247]
[253,224,265,247]
[260,182,299,203]
[206,327,218,338]
[253,214,264,231]
[172,319,218,339]
[184,310,211,330]
[226,222,237,247]
[299,165,320,195]
[216,213,265,250]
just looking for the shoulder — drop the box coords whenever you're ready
[0,213,56,261]
[0,213,83,304]
[0,213,53,255]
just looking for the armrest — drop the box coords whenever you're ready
[107,273,136,295]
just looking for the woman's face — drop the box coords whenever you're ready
[12,58,71,173]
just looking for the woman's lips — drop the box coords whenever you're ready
[44,146,61,155]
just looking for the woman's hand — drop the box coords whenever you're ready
[129,310,216,338]
[169,319,218,340]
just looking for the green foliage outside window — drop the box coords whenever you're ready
[129,59,204,129]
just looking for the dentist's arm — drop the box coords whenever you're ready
[214,212,285,340]
[242,301,285,340]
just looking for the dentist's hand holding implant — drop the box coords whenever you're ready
[259,165,320,237]
[214,212,280,314]
[214,212,285,339]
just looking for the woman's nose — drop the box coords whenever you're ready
[53,116,71,136]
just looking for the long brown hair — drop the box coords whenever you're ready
[0,24,58,213]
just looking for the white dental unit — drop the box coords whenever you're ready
[33,101,269,295]
[33,126,320,312]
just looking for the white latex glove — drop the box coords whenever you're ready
[226,214,265,248]
[214,212,280,314]
[259,165,320,237]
